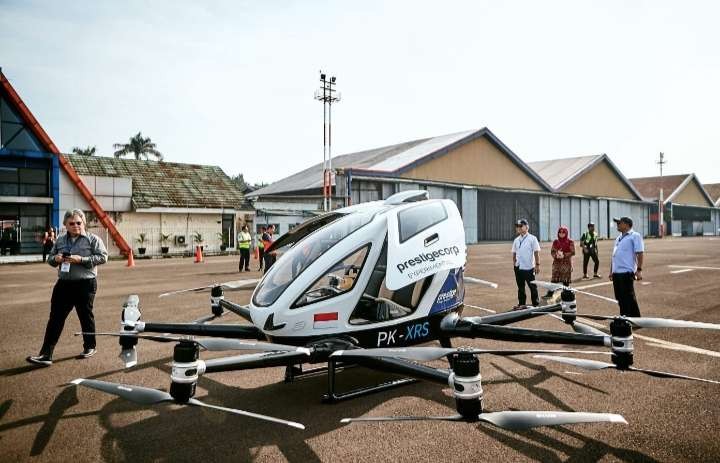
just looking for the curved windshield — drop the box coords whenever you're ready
[253,211,376,307]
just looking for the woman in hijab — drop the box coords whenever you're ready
[546,225,575,297]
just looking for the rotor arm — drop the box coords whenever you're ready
[467,303,562,326]
[441,315,609,347]
[203,350,311,373]
[140,322,265,340]
[218,299,253,323]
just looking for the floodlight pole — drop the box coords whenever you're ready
[657,152,666,238]
[315,72,340,212]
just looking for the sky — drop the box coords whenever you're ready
[2,0,719,185]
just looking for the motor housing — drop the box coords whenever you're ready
[450,350,483,419]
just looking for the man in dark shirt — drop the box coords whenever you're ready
[27,209,108,366]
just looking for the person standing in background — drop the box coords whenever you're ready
[580,222,601,279]
[262,224,277,273]
[610,216,644,317]
[545,225,575,297]
[256,226,266,271]
[511,219,541,308]
[237,225,251,272]
[42,226,56,262]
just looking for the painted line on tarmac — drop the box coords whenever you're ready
[670,269,695,274]
[564,371,584,376]
[576,281,612,290]
[668,265,720,270]
[577,317,720,358]
[464,304,497,313]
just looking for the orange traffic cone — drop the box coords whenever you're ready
[126,252,135,268]
[194,245,203,263]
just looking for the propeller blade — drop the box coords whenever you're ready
[545,313,607,336]
[333,347,608,363]
[341,415,464,424]
[192,313,223,324]
[119,348,137,368]
[533,355,616,371]
[77,332,182,343]
[478,411,627,430]
[628,367,720,384]
[463,277,498,289]
[187,398,305,429]
[626,318,720,330]
[71,378,173,405]
[570,314,720,331]
[159,285,211,298]
[532,280,618,303]
[158,279,260,298]
[221,279,261,290]
[196,339,304,353]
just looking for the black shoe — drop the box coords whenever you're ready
[79,348,97,359]
[27,354,52,366]
[245,268,250,272]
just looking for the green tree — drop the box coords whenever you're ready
[72,146,96,156]
[231,173,247,191]
[113,132,163,161]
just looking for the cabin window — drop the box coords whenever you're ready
[398,202,447,243]
[293,245,371,308]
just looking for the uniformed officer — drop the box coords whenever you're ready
[511,219,541,307]
[609,216,644,317]
[580,222,601,279]
[27,209,108,366]
[237,224,251,272]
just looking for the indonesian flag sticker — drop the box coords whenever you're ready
[313,312,339,329]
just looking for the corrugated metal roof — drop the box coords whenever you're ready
[66,154,249,210]
[528,154,645,200]
[703,183,720,205]
[630,174,690,201]
[527,155,601,190]
[249,128,551,197]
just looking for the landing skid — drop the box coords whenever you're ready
[321,358,417,404]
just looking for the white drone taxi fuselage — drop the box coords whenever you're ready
[248,191,467,348]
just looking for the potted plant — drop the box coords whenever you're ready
[192,231,204,253]
[160,233,171,255]
[136,233,147,256]
[217,231,229,252]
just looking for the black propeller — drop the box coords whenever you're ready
[341,411,627,429]
[70,379,305,429]
[533,355,720,384]
[331,347,609,363]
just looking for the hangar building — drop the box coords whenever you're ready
[249,128,652,242]
[631,174,719,237]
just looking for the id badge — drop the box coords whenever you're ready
[60,262,71,273]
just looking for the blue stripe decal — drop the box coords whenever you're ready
[429,267,465,314]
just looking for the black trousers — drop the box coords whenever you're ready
[612,272,641,317]
[263,253,276,274]
[583,249,600,275]
[41,278,97,356]
[258,247,265,269]
[514,267,539,306]
[238,248,250,271]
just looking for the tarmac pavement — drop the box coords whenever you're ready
[1,236,719,462]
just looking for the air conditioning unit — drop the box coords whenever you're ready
[175,235,186,246]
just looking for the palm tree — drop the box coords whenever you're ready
[113,132,163,161]
[71,146,96,156]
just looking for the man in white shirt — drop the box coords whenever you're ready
[609,216,644,317]
[511,219,541,307]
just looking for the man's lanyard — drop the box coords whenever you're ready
[616,232,630,245]
[517,234,528,249]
